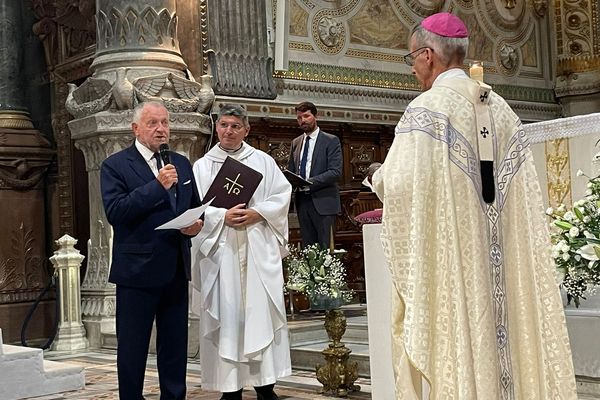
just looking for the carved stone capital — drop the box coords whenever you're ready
[92,2,186,73]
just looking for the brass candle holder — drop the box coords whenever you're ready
[315,309,360,397]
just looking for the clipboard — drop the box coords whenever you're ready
[283,169,310,188]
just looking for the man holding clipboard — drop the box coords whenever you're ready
[190,104,292,400]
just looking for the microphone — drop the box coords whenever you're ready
[159,143,171,166]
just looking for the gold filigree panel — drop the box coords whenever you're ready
[522,31,538,67]
[545,138,572,208]
[290,0,309,36]
[462,13,494,64]
[347,0,407,49]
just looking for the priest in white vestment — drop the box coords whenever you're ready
[191,104,292,400]
[371,13,577,400]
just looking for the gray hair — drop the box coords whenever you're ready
[412,25,469,67]
[132,101,168,124]
[217,104,249,127]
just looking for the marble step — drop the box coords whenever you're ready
[290,340,371,378]
[0,328,85,400]
[288,314,369,346]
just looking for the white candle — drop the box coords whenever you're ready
[469,61,484,82]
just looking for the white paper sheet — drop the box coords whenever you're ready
[155,199,213,230]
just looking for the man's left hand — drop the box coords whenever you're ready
[180,219,203,236]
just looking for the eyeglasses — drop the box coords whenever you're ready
[403,47,431,66]
[217,122,245,131]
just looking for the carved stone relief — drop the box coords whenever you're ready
[31,0,95,66]
[498,42,519,74]
[96,6,179,53]
[0,223,45,293]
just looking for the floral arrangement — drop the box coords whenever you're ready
[547,170,600,307]
[284,244,354,308]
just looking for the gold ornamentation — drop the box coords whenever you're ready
[0,111,34,129]
[315,309,360,397]
[289,41,313,51]
[557,54,600,75]
[545,138,572,208]
[346,49,405,63]
[200,0,209,74]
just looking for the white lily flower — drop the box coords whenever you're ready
[588,182,594,188]
[584,216,591,223]
[569,227,580,237]
[584,230,598,239]
[562,253,570,261]
[577,169,584,177]
[577,244,600,261]
[546,207,554,215]
[563,211,574,221]
[558,204,566,213]
[586,189,593,196]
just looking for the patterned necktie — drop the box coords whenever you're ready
[299,136,310,179]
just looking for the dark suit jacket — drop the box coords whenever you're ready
[287,129,342,215]
[101,144,201,287]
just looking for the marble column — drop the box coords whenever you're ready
[207,0,276,98]
[0,0,54,343]
[66,0,214,347]
[0,0,33,129]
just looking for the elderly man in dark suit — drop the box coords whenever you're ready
[101,101,203,400]
[287,101,342,248]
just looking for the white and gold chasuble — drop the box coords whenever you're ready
[373,74,577,400]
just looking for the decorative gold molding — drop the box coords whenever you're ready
[557,55,600,75]
[200,0,209,74]
[545,138,572,208]
[0,111,34,129]
[346,49,405,63]
[289,41,313,51]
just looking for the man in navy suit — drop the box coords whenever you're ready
[101,101,203,400]
[287,101,342,248]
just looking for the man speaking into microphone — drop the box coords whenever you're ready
[101,101,203,400]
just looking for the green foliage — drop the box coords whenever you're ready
[284,244,354,305]
[547,172,600,307]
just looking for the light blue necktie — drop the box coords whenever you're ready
[299,136,310,179]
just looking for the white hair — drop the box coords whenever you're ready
[132,101,168,124]
[412,25,469,66]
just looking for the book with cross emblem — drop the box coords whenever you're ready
[202,156,263,209]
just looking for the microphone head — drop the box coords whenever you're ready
[159,143,171,165]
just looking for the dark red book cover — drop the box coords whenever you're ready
[203,156,263,209]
